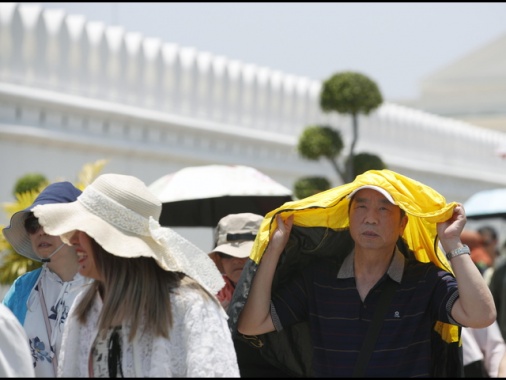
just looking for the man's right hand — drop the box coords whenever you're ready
[268,214,294,258]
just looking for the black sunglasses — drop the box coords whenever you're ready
[24,215,42,235]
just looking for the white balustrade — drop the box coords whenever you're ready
[1,1,506,211]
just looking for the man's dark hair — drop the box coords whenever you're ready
[477,225,498,241]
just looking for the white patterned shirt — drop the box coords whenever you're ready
[24,266,88,377]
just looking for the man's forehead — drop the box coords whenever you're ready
[348,185,396,205]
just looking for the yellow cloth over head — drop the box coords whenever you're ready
[251,169,460,344]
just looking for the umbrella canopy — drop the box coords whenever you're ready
[148,165,293,227]
[464,188,506,219]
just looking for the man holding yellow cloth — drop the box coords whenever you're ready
[232,169,495,377]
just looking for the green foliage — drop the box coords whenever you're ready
[320,71,383,116]
[294,176,331,200]
[297,125,344,160]
[292,70,386,189]
[346,152,387,180]
[12,173,48,197]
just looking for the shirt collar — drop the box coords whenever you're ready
[337,246,405,283]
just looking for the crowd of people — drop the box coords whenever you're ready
[1,168,505,377]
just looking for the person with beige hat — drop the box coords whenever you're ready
[32,173,239,377]
[209,213,289,377]
[209,213,264,311]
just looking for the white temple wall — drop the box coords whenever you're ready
[1,1,506,237]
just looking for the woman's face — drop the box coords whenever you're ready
[68,230,102,281]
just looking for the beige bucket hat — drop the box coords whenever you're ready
[212,213,263,258]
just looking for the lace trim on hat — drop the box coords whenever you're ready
[79,187,150,236]
[149,219,225,295]
[79,187,224,296]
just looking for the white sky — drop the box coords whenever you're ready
[30,2,506,101]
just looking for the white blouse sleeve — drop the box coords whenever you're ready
[149,286,240,377]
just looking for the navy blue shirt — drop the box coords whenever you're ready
[271,248,461,377]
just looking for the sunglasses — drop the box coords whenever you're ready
[24,215,42,235]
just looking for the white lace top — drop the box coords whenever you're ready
[57,283,240,377]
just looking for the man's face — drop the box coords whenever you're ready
[349,188,407,251]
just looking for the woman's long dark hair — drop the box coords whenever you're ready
[74,237,210,341]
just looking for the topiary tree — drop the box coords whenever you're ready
[12,173,48,197]
[346,152,387,179]
[294,71,386,197]
[293,176,331,200]
[297,125,345,180]
[319,71,383,182]
[293,152,387,200]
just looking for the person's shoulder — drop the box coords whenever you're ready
[405,257,445,269]
[404,258,453,278]
[6,267,42,292]
[13,267,42,283]
[170,282,227,325]
[172,281,221,309]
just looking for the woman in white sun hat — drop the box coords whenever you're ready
[2,181,88,377]
[32,173,239,377]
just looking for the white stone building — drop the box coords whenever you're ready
[1,2,506,250]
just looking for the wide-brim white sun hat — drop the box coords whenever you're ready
[33,173,224,295]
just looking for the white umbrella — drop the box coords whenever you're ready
[464,188,506,219]
[148,165,293,226]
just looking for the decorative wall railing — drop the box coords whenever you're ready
[2,2,506,208]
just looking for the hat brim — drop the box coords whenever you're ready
[347,185,396,204]
[33,200,226,295]
[3,210,41,261]
[34,201,158,260]
[213,241,254,259]
[3,182,82,262]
